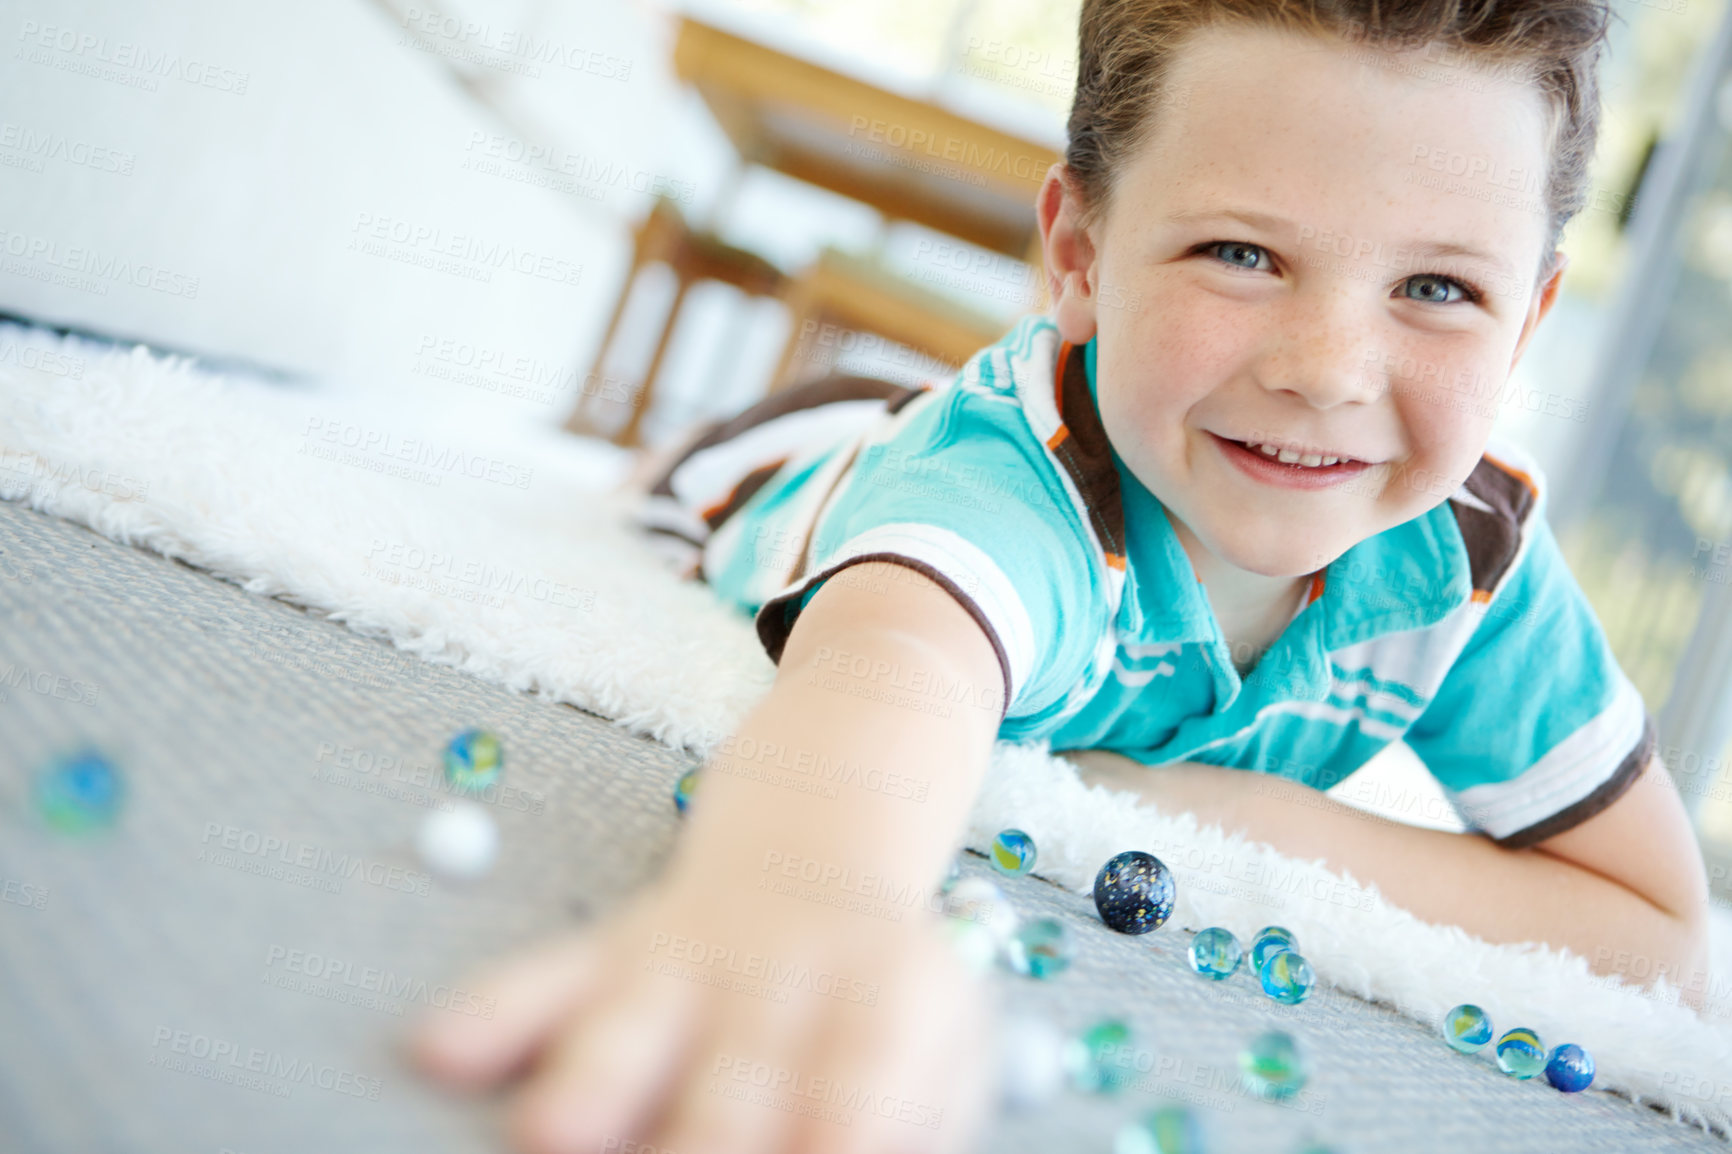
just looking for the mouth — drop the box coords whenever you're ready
[1210,433,1375,488]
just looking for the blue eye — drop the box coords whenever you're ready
[1208,242,1269,271]
[1402,274,1477,304]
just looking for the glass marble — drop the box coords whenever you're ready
[673,768,698,814]
[941,914,999,975]
[1188,927,1243,980]
[33,749,124,833]
[1544,1043,1595,1093]
[989,828,1037,877]
[1006,917,1073,979]
[1239,1029,1308,1099]
[1259,950,1316,1005]
[443,728,503,792]
[1093,850,1175,935]
[997,1013,1069,1110]
[942,876,1019,948]
[1114,1104,1204,1154]
[1250,925,1297,972]
[1442,1004,1494,1053]
[1495,1028,1546,1079]
[415,802,498,880]
[1064,1018,1138,1094]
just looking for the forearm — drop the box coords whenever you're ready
[672,572,1004,906]
[1077,754,1709,989]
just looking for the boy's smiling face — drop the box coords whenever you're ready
[1040,21,1566,579]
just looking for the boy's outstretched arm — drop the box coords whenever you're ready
[1066,750,1714,1009]
[413,561,1009,1154]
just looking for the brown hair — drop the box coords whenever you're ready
[1065,0,1615,283]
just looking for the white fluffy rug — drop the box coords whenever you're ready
[3,322,1730,1134]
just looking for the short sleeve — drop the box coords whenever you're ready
[1404,512,1656,848]
[753,383,1107,731]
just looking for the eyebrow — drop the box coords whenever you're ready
[1164,207,1517,277]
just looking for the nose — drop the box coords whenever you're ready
[1252,285,1384,410]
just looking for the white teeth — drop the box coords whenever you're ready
[1241,440,1349,467]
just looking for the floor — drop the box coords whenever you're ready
[1,495,1726,1152]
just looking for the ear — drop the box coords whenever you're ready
[1035,163,1101,346]
[1509,250,1569,369]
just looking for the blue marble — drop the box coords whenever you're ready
[1495,1028,1546,1079]
[1544,1043,1595,1093]
[1007,917,1072,979]
[1065,1019,1137,1094]
[1259,949,1316,1005]
[673,768,698,814]
[990,828,1037,877]
[33,749,125,833]
[1114,1103,1203,1154]
[1239,1029,1308,1099]
[443,728,503,792]
[1442,1004,1493,1053]
[1093,851,1175,935]
[1250,925,1297,971]
[1188,927,1243,980]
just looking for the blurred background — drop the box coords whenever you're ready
[4,0,1732,891]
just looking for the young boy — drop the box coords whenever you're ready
[416,2,1714,1151]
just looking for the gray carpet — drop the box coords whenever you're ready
[0,494,1723,1153]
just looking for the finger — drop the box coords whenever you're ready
[410,932,606,1090]
[509,970,701,1154]
[787,939,980,1154]
[921,990,998,1154]
[646,997,814,1154]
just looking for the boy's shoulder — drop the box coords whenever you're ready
[1443,433,1549,602]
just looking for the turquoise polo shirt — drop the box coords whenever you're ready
[719,315,1654,848]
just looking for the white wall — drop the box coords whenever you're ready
[0,0,702,427]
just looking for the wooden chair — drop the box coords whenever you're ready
[564,196,788,447]
[766,246,1012,393]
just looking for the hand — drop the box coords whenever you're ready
[409,855,1000,1154]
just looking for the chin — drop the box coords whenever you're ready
[1211,530,1351,579]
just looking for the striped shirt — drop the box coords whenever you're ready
[689,314,1654,848]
